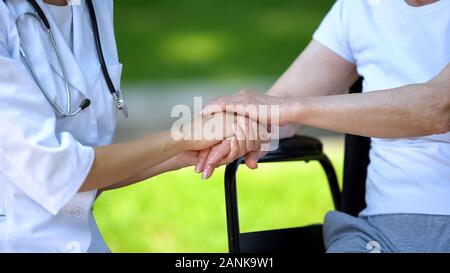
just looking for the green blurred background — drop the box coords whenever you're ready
[114,0,334,82]
[93,0,341,253]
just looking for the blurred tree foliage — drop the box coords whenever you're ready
[114,0,334,82]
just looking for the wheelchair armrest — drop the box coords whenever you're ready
[228,135,325,166]
[259,135,324,163]
[225,136,339,206]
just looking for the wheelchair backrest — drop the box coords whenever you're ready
[341,78,370,216]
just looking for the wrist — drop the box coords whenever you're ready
[163,155,184,172]
[160,130,190,154]
[281,97,307,125]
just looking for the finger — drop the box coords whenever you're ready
[205,139,232,167]
[245,117,253,153]
[251,139,261,153]
[201,164,215,180]
[244,123,261,169]
[235,116,248,155]
[226,105,259,123]
[248,119,260,152]
[259,123,271,142]
[244,150,267,169]
[252,121,262,152]
[244,151,259,169]
[208,137,239,173]
[195,149,210,173]
[224,135,240,163]
[201,138,233,179]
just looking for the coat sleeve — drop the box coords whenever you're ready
[0,4,95,215]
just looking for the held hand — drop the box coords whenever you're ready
[196,141,269,179]
[180,111,269,151]
[181,112,236,151]
[174,105,271,179]
[167,151,201,170]
[202,89,291,126]
[195,115,271,179]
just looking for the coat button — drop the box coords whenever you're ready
[71,207,84,219]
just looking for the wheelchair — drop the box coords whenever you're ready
[224,78,369,253]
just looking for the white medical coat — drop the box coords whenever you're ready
[0,0,122,252]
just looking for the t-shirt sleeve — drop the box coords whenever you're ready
[313,0,355,64]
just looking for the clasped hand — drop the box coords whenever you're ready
[183,89,287,179]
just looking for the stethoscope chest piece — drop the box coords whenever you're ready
[113,89,128,118]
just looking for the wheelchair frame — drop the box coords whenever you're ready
[224,136,340,253]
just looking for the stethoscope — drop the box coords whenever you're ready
[15,0,128,118]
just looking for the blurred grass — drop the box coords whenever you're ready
[93,139,343,253]
[114,0,334,82]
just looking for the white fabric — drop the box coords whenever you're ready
[313,0,450,216]
[44,3,73,50]
[0,0,122,252]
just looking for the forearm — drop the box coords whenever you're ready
[80,130,187,192]
[288,83,450,138]
[266,40,357,139]
[101,157,181,191]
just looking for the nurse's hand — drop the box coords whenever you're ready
[195,140,269,179]
[194,116,271,179]
[164,151,201,170]
[195,124,300,179]
[181,112,267,151]
[81,111,264,192]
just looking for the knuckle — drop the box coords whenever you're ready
[210,96,226,105]
[238,89,250,95]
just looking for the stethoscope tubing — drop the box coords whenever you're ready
[17,11,82,116]
[14,0,125,118]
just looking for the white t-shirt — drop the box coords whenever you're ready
[44,3,73,50]
[313,0,450,216]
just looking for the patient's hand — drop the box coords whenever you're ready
[203,89,289,126]
[194,89,287,179]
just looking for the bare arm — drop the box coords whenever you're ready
[204,40,358,132]
[81,131,188,192]
[79,114,235,192]
[288,63,450,138]
[267,39,358,137]
[267,39,358,98]
[197,40,358,177]
[215,63,450,138]
[100,151,199,191]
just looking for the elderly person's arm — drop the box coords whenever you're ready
[266,39,358,135]
[286,64,450,137]
[206,62,450,138]
[196,40,358,178]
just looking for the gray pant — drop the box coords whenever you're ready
[323,211,450,253]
